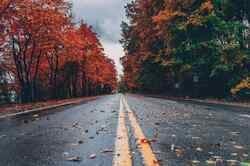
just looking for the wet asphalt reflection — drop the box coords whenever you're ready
[0,94,250,166]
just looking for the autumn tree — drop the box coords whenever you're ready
[121,0,250,98]
[0,0,117,103]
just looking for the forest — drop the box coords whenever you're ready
[0,0,117,104]
[120,0,250,99]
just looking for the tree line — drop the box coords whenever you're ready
[0,0,117,104]
[120,0,250,99]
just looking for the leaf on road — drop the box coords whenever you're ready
[212,156,222,160]
[89,154,96,159]
[33,114,39,118]
[66,156,81,162]
[175,148,185,157]
[231,153,238,156]
[153,159,160,164]
[226,160,239,165]
[140,138,150,144]
[230,132,240,136]
[63,152,70,157]
[72,122,79,127]
[78,140,84,144]
[206,160,216,165]
[191,160,200,164]
[0,135,7,139]
[196,147,203,152]
[243,153,249,157]
[154,122,160,126]
[171,144,175,151]
[69,143,79,146]
[101,149,113,153]
[233,145,244,150]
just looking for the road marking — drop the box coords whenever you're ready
[113,96,132,166]
[123,96,160,166]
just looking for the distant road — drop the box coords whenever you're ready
[0,94,250,165]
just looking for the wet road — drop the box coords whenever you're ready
[0,94,250,166]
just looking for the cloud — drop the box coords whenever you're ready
[70,0,130,75]
[101,40,124,75]
[71,0,128,43]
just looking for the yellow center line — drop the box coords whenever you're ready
[123,96,160,166]
[113,96,132,166]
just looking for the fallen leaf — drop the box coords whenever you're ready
[140,138,150,144]
[196,147,203,152]
[66,156,81,162]
[0,135,7,139]
[63,152,69,157]
[89,154,96,159]
[191,160,200,164]
[230,132,240,136]
[78,140,84,144]
[70,143,79,146]
[243,153,249,157]
[72,122,78,127]
[212,156,222,159]
[171,144,175,151]
[233,145,244,150]
[231,153,238,156]
[154,122,160,126]
[33,114,39,118]
[206,160,216,165]
[226,160,239,164]
[101,149,113,153]
[175,148,185,157]
[153,159,160,164]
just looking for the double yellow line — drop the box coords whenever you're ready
[113,95,160,166]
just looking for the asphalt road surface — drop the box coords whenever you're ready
[0,94,250,166]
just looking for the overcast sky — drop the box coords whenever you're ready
[71,0,130,75]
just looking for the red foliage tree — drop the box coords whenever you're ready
[0,0,117,103]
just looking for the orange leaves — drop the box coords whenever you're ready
[1,0,117,101]
[199,0,214,15]
[153,10,185,25]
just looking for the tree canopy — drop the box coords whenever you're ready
[0,0,117,103]
[121,0,250,98]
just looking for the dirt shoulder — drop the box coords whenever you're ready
[0,96,97,117]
